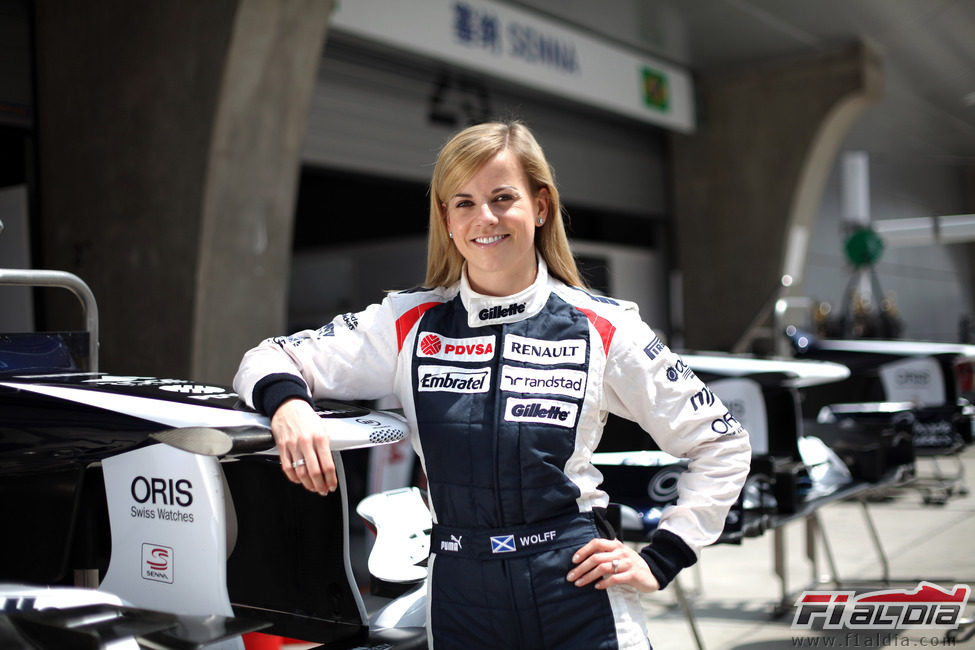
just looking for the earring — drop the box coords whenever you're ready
[448,231,453,239]
[537,218,544,226]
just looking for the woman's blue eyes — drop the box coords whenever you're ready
[454,195,514,209]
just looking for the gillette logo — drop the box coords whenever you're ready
[505,398,578,428]
[479,302,527,321]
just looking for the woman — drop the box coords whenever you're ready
[233,121,751,649]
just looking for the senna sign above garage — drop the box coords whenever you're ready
[330,0,695,133]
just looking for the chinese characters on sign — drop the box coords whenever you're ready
[453,2,579,75]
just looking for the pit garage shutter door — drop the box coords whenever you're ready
[301,38,668,217]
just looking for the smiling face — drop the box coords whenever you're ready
[443,150,549,296]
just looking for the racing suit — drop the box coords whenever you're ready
[234,258,752,649]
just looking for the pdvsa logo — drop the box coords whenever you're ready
[142,543,174,583]
[417,332,496,361]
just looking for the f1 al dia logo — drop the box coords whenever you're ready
[142,543,174,584]
[792,582,970,630]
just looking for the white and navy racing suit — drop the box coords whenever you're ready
[234,258,751,650]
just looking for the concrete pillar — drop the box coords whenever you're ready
[33,0,331,381]
[191,1,332,383]
[964,168,975,342]
[671,41,882,352]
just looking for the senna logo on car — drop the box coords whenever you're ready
[142,543,173,583]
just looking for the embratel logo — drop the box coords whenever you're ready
[792,582,970,631]
[142,543,174,583]
[417,333,495,362]
[418,366,491,393]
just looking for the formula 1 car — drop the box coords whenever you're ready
[0,264,424,649]
[788,331,975,449]
[788,330,975,503]
[592,352,859,541]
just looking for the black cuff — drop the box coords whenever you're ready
[253,373,313,416]
[639,529,697,589]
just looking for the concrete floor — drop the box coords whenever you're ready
[640,447,975,649]
[274,446,975,649]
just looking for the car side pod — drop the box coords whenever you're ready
[98,443,245,649]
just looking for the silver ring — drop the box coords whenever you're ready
[612,559,620,574]
[292,458,306,469]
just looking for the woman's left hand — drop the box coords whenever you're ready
[567,538,660,593]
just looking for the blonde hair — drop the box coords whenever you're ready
[425,121,584,288]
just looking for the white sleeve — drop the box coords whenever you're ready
[233,299,400,410]
[603,312,752,554]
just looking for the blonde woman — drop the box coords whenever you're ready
[234,121,751,649]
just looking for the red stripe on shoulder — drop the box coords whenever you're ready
[578,308,616,355]
[396,302,440,351]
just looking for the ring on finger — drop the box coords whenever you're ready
[612,559,620,574]
[292,458,306,469]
